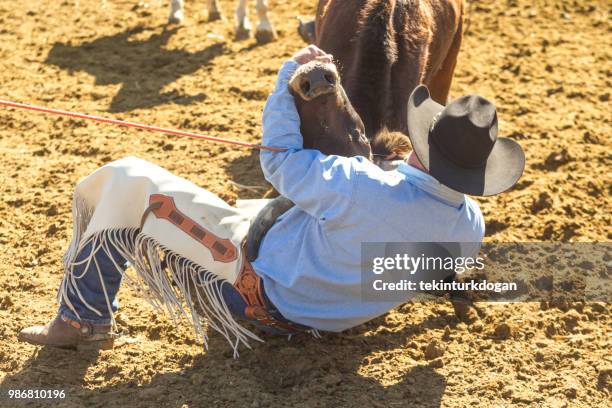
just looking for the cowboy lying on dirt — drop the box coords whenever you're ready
[18,45,525,355]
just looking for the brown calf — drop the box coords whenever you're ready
[313,0,464,148]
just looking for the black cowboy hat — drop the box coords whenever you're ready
[407,85,525,196]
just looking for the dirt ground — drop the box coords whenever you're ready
[0,0,610,407]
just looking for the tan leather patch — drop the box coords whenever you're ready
[144,194,238,263]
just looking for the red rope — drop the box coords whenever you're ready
[0,99,286,152]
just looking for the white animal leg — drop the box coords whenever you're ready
[235,0,252,40]
[207,0,222,21]
[255,0,276,43]
[168,0,185,24]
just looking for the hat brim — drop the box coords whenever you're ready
[406,85,525,196]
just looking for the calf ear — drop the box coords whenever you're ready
[297,17,317,44]
[371,130,412,159]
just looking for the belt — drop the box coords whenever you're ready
[233,242,307,333]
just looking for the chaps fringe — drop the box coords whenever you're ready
[58,193,263,357]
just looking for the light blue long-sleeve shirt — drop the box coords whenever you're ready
[251,60,485,332]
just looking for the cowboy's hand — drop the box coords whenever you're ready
[292,45,333,65]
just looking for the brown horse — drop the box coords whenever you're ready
[298,0,464,155]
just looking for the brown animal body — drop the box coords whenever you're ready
[313,0,464,145]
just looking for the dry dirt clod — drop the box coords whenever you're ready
[428,358,444,368]
[46,204,58,216]
[424,339,445,360]
[597,366,611,390]
[470,321,484,333]
[452,299,480,324]
[322,373,342,387]
[543,149,572,170]
[562,309,582,332]
[0,295,13,309]
[530,192,553,213]
[442,326,452,341]
[563,384,578,399]
[46,224,58,237]
[190,372,205,385]
[545,323,557,337]
[493,322,515,340]
[140,387,164,399]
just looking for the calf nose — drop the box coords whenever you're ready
[292,65,338,101]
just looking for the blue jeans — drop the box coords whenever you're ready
[59,236,295,335]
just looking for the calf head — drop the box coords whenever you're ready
[289,61,372,159]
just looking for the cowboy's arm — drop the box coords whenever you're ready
[260,61,356,220]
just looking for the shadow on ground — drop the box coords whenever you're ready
[2,313,447,407]
[45,26,225,112]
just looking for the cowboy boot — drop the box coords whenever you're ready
[18,314,115,350]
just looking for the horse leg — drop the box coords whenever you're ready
[207,0,222,21]
[427,15,463,104]
[235,0,252,40]
[168,0,185,24]
[254,0,276,43]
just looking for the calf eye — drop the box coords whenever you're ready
[351,130,368,145]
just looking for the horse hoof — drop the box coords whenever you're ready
[235,25,252,41]
[168,11,185,25]
[255,29,276,44]
[208,10,222,22]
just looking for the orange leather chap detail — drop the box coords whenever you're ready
[144,194,238,263]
